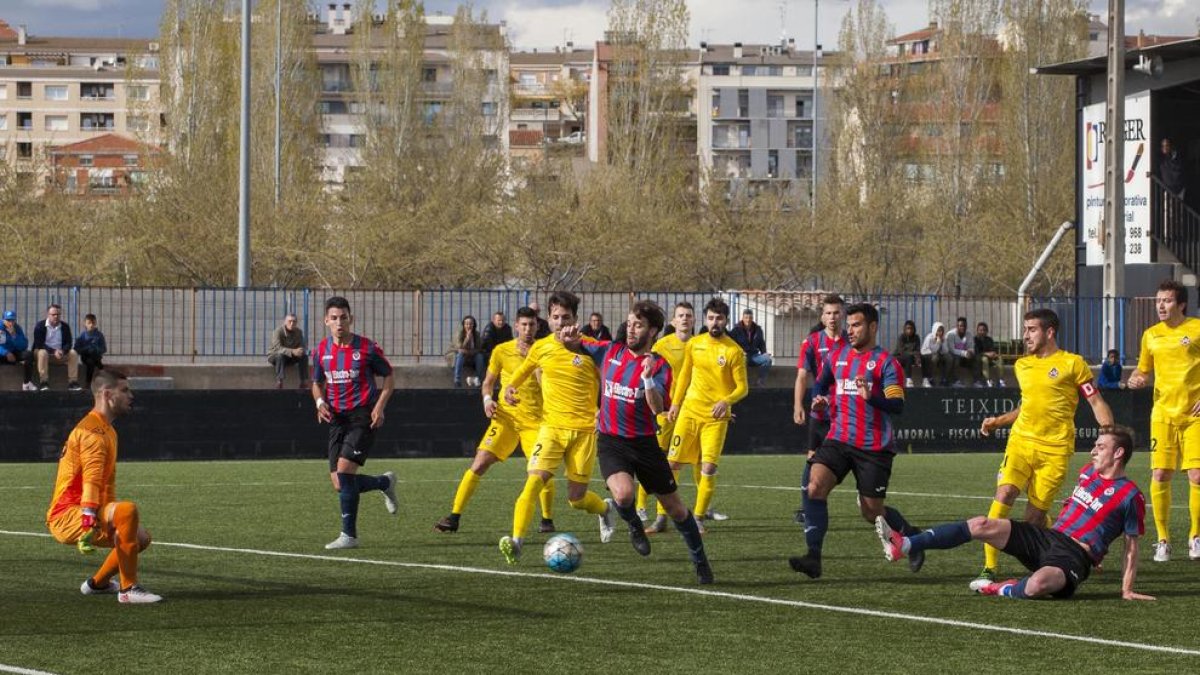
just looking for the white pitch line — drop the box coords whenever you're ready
[1,529,1197,658]
[0,664,59,675]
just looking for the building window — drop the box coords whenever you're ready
[481,101,497,117]
[422,67,438,83]
[17,82,32,99]
[127,85,150,101]
[742,65,757,76]
[45,85,69,101]
[484,69,498,85]
[80,155,94,167]
[796,99,806,118]
[45,115,68,131]
[0,84,7,100]
[17,112,32,130]
[123,154,138,166]
[423,101,442,124]
[17,142,33,159]
[712,64,730,76]
[65,173,78,194]
[127,115,151,132]
[0,114,6,131]
[767,66,782,76]
[737,90,748,117]
[767,95,784,118]
[767,150,779,178]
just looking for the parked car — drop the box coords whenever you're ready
[560,131,585,145]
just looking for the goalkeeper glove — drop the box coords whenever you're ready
[78,508,98,555]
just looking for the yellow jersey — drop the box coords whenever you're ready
[488,339,542,427]
[1010,349,1096,449]
[508,334,598,431]
[653,333,690,378]
[46,410,118,522]
[674,332,749,419]
[1136,317,1200,423]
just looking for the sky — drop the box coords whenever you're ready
[2,0,1195,52]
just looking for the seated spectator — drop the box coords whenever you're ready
[480,311,513,365]
[1098,349,1123,389]
[730,308,773,386]
[946,316,975,387]
[892,320,921,387]
[580,312,613,341]
[973,321,1004,387]
[267,313,309,389]
[33,303,80,391]
[453,315,485,387]
[73,313,108,387]
[0,309,36,391]
[920,321,951,387]
[527,301,551,339]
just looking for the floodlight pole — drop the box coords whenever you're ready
[811,0,818,229]
[274,0,282,207]
[237,0,252,288]
[1101,0,1125,353]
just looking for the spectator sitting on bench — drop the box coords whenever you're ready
[453,315,484,388]
[1,309,36,391]
[973,321,1004,387]
[920,321,951,387]
[32,303,80,391]
[892,320,921,387]
[731,308,773,386]
[947,317,974,387]
[74,313,107,387]
[268,313,309,389]
[1098,349,1124,390]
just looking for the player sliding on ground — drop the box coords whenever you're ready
[434,307,557,533]
[499,291,615,564]
[975,308,1113,589]
[878,426,1154,601]
[45,369,161,603]
[788,302,923,580]
[564,300,714,584]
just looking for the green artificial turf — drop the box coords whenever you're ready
[1,453,1196,674]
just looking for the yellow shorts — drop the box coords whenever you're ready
[667,411,729,467]
[529,426,597,483]
[477,413,540,464]
[655,414,675,453]
[47,504,115,548]
[997,436,1072,512]
[1150,417,1200,471]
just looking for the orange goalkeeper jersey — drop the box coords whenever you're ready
[46,410,118,522]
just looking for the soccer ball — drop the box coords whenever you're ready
[543,533,584,573]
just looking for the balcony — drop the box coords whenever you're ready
[513,83,551,96]
[321,81,354,94]
[420,81,455,96]
[80,113,116,131]
[80,83,116,101]
[511,108,561,122]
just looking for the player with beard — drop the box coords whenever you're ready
[564,300,714,583]
[667,297,748,533]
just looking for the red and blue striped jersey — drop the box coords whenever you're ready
[312,334,393,413]
[798,329,847,422]
[815,344,904,451]
[581,340,672,438]
[1052,465,1145,563]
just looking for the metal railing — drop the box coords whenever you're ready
[1149,174,1200,275]
[0,286,1150,365]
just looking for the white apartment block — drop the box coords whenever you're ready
[0,20,160,181]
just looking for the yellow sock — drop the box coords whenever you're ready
[1190,483,1200,540]
[512,474,545,540]
[636,484,648,512]
[983,500,1011,571]
[568,490,608,515]
[451,469,481,515]
[539,478,556,520]
[692,464,702,485]
[659,470,680,516]
[695,473,716,517]
[1151,479,1172,543]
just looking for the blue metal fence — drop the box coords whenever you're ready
[0,286,1150,364]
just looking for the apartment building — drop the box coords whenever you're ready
[697,41,828,198]
[0,19,161,187]
[312,4,509,185]
[508,46,592,163]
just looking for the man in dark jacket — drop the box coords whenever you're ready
[730,309,773,386]
[74,313,108,387]
[480,311,513,366]
[32,303,80,391]
[0,309,36,391]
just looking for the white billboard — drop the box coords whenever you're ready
[1080,92,1151,265]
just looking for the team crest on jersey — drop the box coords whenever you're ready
[1047,367,1059,379]
[572,355,583,366]
[1103,486,1116,497]
[1182,336,1191,346]
[867,360,877,370]
[352,351,361,361]
[717,355,727,366]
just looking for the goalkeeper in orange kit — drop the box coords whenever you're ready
[45,369,162,603]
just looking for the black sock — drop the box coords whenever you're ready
[672,510,707,564]
[884,506,919,536]
[355,473,386,492]
[613,500,642,529]
[337,472,360,537]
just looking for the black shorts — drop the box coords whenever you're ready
[1002,521,1093,599]
[806,417,831,453]
[597,433,678,496]
[328,407,375,472]
[810,439,895,498]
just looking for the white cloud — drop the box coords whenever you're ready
[500,2,609,49]
[31,0,105,9]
